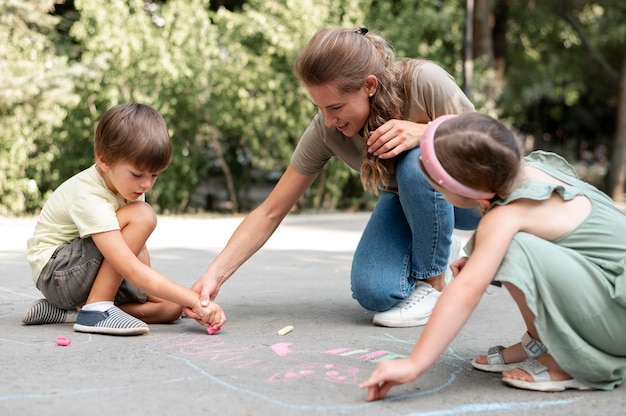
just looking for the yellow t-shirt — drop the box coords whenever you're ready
[26,165,142,283]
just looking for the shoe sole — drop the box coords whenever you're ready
[502,376,595,392]
[73,323,149,336]
[372,315,430,328]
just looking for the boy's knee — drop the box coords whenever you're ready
[122,201,157,228]
[162,303,184,322]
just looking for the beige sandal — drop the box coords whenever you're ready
[502,358,595,391]
[471,332,547,373]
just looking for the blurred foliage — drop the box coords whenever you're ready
[1,0,624,215]
[0,0,81,215]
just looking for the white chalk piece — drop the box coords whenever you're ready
[277,325,294,336]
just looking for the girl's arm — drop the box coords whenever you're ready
[360,205,522,400]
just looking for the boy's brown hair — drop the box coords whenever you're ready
[94,103,172,172]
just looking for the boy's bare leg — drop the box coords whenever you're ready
[85,202,181,323]
[120,294,182,323]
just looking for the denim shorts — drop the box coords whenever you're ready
[36,237,147,310]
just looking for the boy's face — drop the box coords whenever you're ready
[97,157,160,201]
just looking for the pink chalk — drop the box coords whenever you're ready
[56,336,71,346]
[207,326,221,335]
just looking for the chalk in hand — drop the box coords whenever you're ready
[277,325,294,336]
[56,335,71,346]
[207,326,221,335]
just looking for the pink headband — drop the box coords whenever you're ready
[420,115,496,200]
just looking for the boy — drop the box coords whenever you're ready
[23,103,225,335]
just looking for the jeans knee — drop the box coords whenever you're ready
[351,280,396,312]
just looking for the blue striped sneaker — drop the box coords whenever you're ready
[74,306,149,335]
[22,299,75,325]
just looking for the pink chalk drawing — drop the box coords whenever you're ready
[161,335,270,369]
[270,342,292,357]
[325,347,407,362]
[156,336,409,385]
[268,363,359,384]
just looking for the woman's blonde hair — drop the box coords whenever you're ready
[293,27,406,193]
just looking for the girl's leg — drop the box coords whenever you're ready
[501,282,573,382]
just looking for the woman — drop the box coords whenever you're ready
[360,113,626,399]
[189,27,479,327]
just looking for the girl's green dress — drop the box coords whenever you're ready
[487,151,626,390]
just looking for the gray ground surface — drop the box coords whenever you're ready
[1,213,623,415]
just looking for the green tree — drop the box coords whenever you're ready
[0,0,79,215]
[52,0,221,213]
[205,0,370,212]
[500,1,625,193]
[48,0,374,214]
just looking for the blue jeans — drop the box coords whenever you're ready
[351,147,481,312]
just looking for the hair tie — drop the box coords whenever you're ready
[356,27,368,35]
[420,115,496,200]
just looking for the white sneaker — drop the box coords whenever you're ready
[372,281,441,327]
[444,235,463,285]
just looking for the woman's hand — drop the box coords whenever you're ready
[367,120,428,159]
[183,271,222,319]
[359,358,421,401]
[190,298,227,329]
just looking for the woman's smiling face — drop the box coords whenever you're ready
[306,82,372,137]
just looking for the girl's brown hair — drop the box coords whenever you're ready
[425,113,523,199]
[293,27,406,193]
[94,103,172,172]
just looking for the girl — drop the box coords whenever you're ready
[360,113,626,399]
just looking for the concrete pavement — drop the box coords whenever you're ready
[0,213,623,415]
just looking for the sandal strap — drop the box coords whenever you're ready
[486,345,506,365]
[514,358,551,382]
[521,332,548,358]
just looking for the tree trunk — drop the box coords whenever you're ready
[462,0,474,97]
[607,51,626,201]
[473,0,494,64]
[211,131,239,213]
[492,0,510,83]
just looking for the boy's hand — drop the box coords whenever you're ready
[191,298,226,329]
[184,271,222,319]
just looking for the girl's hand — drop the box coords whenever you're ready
[359,358,420,401]
[367,120,428,159]
[449,256,469,278]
